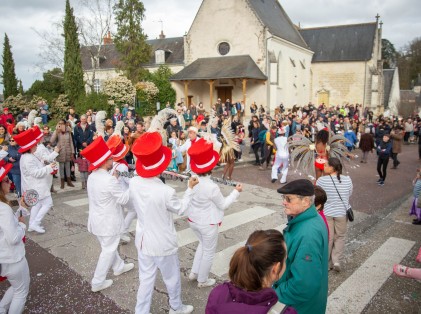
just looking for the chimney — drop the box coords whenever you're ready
[103,31,113,45]
[159,30,166,39]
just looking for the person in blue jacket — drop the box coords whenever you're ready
[344,129,357,152]
[376,133,393,186]
[273,179,328,314]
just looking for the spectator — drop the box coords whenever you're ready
[0,108,14,126]
[65,107,79,121]
[316,158,353,272]
[111,107,123,126]
[41,125,52,146]
[274,179,328,314]
[359,128,375,163]
[0,126,10,145]
[6,137,22,197]
[344,129,357,152]
[404,118,413,144]
[51,119,75,189]
[376,134,392,186]
[74,115,94,153]
[104,126,114,142]
[206,229,296,314]
[166,118,182,138]
[390,127,404,169]
[409,169,421,225]
[40,101,49,124]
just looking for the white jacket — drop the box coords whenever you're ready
[274,137,289,158]
[0,202,26,264]
[130,176,193,256]
[87,169,129,236]
[20,153,53,200]
[187,176,239,225]
[111,161,134,211]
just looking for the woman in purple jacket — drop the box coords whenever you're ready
[205,229,297,314]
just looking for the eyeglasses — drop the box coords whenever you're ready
[280,195,302,203]
[9,139,15,142]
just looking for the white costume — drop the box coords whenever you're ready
[0,150,8,159]
[177,138,197,172]
[187,176,239,283]
[129,176,193,314]
[34,143,58,163]
[0,202,30,314]
[87,168,129,288]
[271,136,289,184]
[111,161,136,235]
[20,153,54,230]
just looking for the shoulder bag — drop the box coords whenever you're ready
[329,175,354,222]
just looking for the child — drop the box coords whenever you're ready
[74,153,90,189]
[166,143,178,172]
[314,185,329,238]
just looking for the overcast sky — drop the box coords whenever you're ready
[1,0,420,92]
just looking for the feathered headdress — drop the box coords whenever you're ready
[148,108,178,144]
[27,110,38,127]
[113,121,124,137]
[95,111,107,138]
[34,117,42,128]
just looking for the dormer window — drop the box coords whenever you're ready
[155,49,165,64]
[91,56,100,68]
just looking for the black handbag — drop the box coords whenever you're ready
[329,175,354,222]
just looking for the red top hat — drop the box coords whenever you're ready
[131,132,171,178]
[0,160,13,182]
[188,138,220,174]
[106,135,129,161]
[31,126,44,142]
[13,129,38,153]
[81,136,112,171]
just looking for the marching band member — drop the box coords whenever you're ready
[106,135,134,243]
[186,138,242,287]
[130,132,196,314]
[81,137,134,293]
[14,129,56,234]
[0,162,30,314]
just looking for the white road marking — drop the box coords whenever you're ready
[177,206,276,247]
[63,198,89,207]
[210,224,287,277]
[327,237,415,314]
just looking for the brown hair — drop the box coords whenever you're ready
[229,229,286,291]
[0,183,10,205]
[314,185,327,211]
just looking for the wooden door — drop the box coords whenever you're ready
[216,86,233,103]
[318,90,329,106]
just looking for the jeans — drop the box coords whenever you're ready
[377,157,389,181]
[11,174,21,197]
[59,161,71,179]
[41,114,48,125]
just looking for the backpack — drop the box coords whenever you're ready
[258,129,267,143]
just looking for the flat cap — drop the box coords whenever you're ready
[277,179,314,196]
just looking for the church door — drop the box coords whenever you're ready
[317,90,330,106]
[216,86,233,103]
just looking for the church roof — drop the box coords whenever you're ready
[300,23,377,62]
[246,0,308,49]
[170,55,267,81]
[80,37,184,70]
[383,69,395,108]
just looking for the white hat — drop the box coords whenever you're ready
[188,126,198,133]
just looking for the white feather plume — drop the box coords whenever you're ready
[95,111,107,138]
[34,117,42,127]
[113,120,124,137]
[27,110,38,127]
[148,108,178,143]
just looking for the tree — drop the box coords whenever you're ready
[1,34,19,98]
[113,0,151,82]
[397,37,421,90]
[103,75,136,106]
[27,68,65,104]
[147,65,176,107]
[63,0,85,106]
[381,39,397,69]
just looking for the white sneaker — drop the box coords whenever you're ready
[197,278,216,288]
[91,279,113,292]
[188,272,198,281]
[114,263,134,276]
[120,234,131,243]
[169,304,194,314]
[29,225,45,234]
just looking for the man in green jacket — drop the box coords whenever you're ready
[273,179,328,314]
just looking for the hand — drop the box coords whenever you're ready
[50,162,57,169]
[2,145,8,151]
[18,216,25,224]
[82,142,87,147]
[235,184,243,192]
[9,157,15,162]
[112,170,120,179]
[54,146,61,153]
[19,197,29,209]
[188,176,199,189]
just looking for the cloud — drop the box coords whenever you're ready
[1,0,419,92]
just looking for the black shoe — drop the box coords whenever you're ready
[377,178,382,183]
[378,181,384,186]
[412,220,421,225]
[271,179,277,183]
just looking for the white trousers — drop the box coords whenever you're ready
[91,235,124,287]
[123,209,137,234]
[29,196,53,228]
[271,155,289,183]
[135,251,182,314]
[189,222,218,283]
[0,257,30,314]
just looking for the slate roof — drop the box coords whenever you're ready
[170,55,267,81]
[81,37,184,70]
[300,23,377,62]
[246,0,308,49]
[383,69,395,108]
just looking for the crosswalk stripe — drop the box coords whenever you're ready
[210,224,287,277]
[177,206,276,247]
[326,237,415,314]
[63,198,89,207]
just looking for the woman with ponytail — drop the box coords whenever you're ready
[316,157,353,272]
[205,229,296,314]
